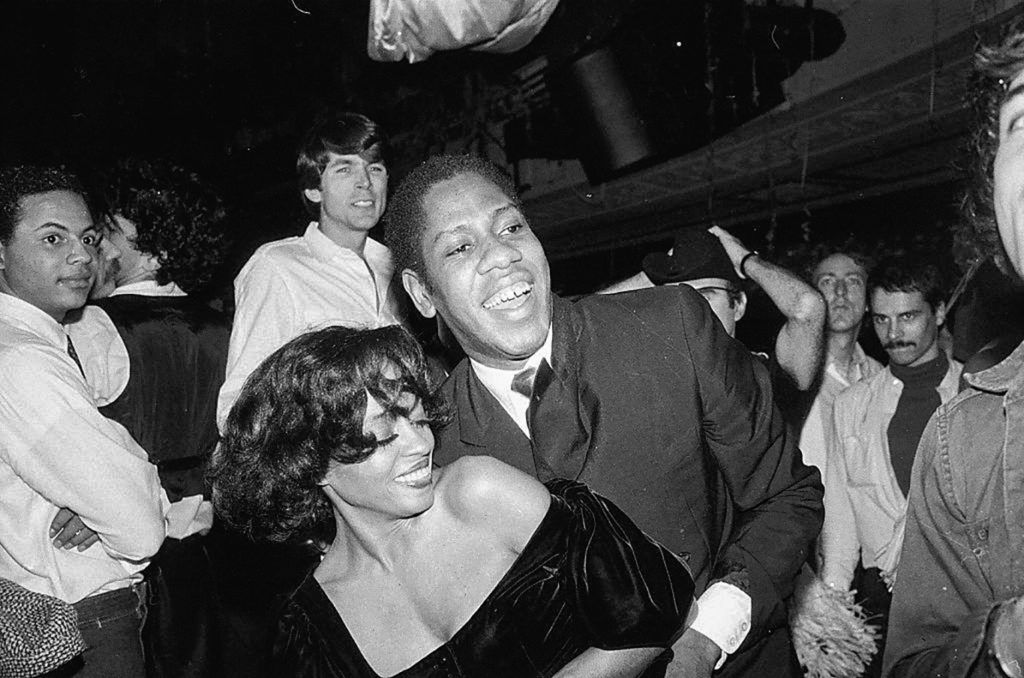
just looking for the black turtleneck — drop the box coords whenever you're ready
[887,351,948,495]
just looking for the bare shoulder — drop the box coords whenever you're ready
[437,456,550,550]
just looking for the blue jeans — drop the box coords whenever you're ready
[60,583,148,677]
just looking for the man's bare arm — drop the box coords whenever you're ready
[710,226,825,390]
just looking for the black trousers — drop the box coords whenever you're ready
[852,564,892,678]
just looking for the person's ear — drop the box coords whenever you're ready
[143,252,163,274]
[303,187,323,205]
[402,268,437,319]
[733,290,748,323]
[934,300,947,327]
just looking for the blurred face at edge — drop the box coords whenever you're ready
[995,68,1024,278]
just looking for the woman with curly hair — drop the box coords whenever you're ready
[211,324,696,678]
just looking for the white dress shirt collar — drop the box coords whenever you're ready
[0,292,69,348]
[110,279,187,297]
[305,221,391,268]
[469,326,553,437]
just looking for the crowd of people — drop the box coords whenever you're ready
[2,18,1024,678]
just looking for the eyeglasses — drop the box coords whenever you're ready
[692,286,735,300]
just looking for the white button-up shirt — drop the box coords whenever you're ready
[821,360,962,590]
[218,223,403,429]
[0,293,167,603]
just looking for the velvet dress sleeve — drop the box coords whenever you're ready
[552,479,696,650]
[272,582,353,678]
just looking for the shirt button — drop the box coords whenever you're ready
[977,528,988,540]
[973,547,984,556]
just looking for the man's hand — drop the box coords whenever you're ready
[991,596,1024,677]
[665,628,721,678]
[49,507,99,551]
[707,226,750,275]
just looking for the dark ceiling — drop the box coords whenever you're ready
[1,0,840,196]
[5,0,1009,285]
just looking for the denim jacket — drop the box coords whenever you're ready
[883,340,1024,678]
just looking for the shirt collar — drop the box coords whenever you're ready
[304,221,390,268]
[967,337,1024,395]
[110,279,187,297]
[469,325,554,394]
[0,292,69,348]
[825,342,870,386]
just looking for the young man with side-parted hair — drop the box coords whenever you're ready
[217,112,405,428]
[0,165,167,677]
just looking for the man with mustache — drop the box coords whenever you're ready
[387,154,823,677]
[820,254,962,676]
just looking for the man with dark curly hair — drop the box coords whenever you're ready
[67,158,233,677]
[217,112,406,429]
[882,18,1024,678]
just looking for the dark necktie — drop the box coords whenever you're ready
[511,366,538,399]
[65,335,86,379]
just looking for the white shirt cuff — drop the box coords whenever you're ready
[689,582,752,669]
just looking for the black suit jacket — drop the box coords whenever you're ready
[435,286,823,670]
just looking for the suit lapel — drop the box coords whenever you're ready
[527,297,592,482]
[451,363,537,475]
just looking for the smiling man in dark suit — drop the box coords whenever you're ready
[386,154,823,678]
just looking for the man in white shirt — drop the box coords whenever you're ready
[388,154,823,678]
[798,245,883,479]
[0,165,167,677]
[217,112,405,428]
[821,254,962,677]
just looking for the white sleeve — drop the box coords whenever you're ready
[688,582,752,669]
[0,348,166,561]
[217,255,298,431]
[820,404,860,591]
[66,305,129,406]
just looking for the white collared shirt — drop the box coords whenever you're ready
[468,324,751,666]
[821,359,963,590]
[110,279,187,298]
[470,330,553,438]
[217,223,403,429]
[0,293,168,603]
[798,343,883,478]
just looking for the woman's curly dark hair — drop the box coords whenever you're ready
[103,158,228,294]
[210,325,451,546]
[959,17,1024,273]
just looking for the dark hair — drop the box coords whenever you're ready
[869,255,946,310]
[103,159,228,294]
[0,166,85,244]
[802,239,874,284]
[211,325,450,545]
[960,18,1024,273]
[384,154,520,280]
[296,112,392,218]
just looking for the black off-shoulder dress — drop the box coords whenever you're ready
[271,480,695,678]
